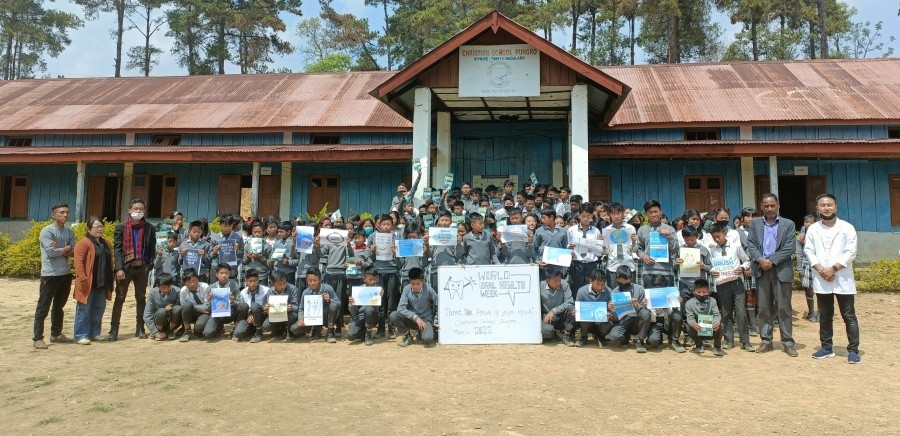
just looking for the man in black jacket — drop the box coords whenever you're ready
[108,198,157,341]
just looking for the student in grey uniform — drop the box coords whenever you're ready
[684,278,723,356]
[368,215,401,338]
[269,221,298,285]
[540,268,575,346]
[607,266,652,353]
[33,202,76,349]
[601,202,638,285]
[390,267,438,347]
[456,213,499,265]
[534,208,569,279]
[211,214,244,280]
[232,269,269,343]
[243,222,272,286]
[708,223,752,352]
[178,269,212,342]
[399,223,428,289]
[203,263,240,339]
[636,200,678,288]
[574,270,613,348]
[179,220,213,283]
[291,268,340,343]
[348,267,384,346]
[321,226,352,335]
[294,220,321,289]
[346,231,373,289]
[263,271,300,341]
[674,225,711,348]
[567,203,602,292]
[499,208,534,265]
[426,212,458,287]
[143,273,182,341]
[154,232,182,287]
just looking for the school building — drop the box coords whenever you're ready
[1,11,899,261]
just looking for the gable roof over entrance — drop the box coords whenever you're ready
[370,11,630,125]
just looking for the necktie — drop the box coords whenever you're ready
[192,291,201,305]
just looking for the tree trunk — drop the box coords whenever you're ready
[629,16,635,65]
[588,6,596,64]
[217,21,226,74]
[4,32,13,80]
[608,0,618,65]
[382,0,391,70]
[816,0,827,57]
[667,14,679,63]
[809,21,817,59]
[115,0,125,77]
[143,5,151,76]
[571,0,579,53]
[751,19,759,60]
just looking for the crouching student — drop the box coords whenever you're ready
[143,273,182,341]
[606,266,652,353]
[685,279,723,356]
[232,269,270,343]
[205,263,240,339]
[291,268,340,343]
[390,267,438,347]
[347,267,384,346]
[262,271,299,341]
[647,303,686,353]
[574,270,612,348]
[540,268,575,346]
[178,268,211,342]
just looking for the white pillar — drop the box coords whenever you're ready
[569,84,590,198]
[413,87,432,198]
[280,162,292,219]
[75,161,85,223]
[250,162,260,217]
[120,162,133,221]
[768,155,779,197]
[435,111,451,191]
[125,132,135,146]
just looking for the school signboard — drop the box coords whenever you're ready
[437,264,541,345]
[458,44,540,97]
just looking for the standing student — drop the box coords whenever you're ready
[347,231,373,289]
[539,268,575,346]
[602,202,638,285]
[805,194,861,364]
[737,207,760,336]
[498,208,534,265]
[321,226,352,335]
[348,267,384,346]
[390,267,439,347]
[636,200,677,288]
[567,203,601,292]
[534,208,568,278]
[212,214,244,280]
[746,193,798,357]
[295,220,321,289]
[708,222,752,352]
[291,268,340,343]
[155,232,182,287]
[178,269,212,342]
[179,220,213,283]
[606,266,652,353]
[426,212,458,287]
[73,216,114,345]
[110,198,157,341]
[684,279,724,356]
[270,221,298,285]
[574,271,613,348]
[673,225,711,348]
[399,223,428,288]
[232,269,269,343]
[143,273,182,341]
[797,214,818,322]
[457,213,499,265]
[263,271,300,341]
[242,222,272,285]
[368,215,401,338]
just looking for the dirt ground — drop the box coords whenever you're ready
[0,278,897,435]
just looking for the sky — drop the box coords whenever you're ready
[44,0,898,78]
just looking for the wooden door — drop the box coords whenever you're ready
[891,175,900,226]
[308,175,340,215]
[805,176,827,214]
[160,175,178,217]
[755,176,770,210]
[217,175,242,216]
[589,176,611,203]
[86,176,106,219]
[9,176,29,218]
[684,176,724,213]
[131,175,148,206]
[258,175,281,217]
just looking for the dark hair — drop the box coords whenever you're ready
[51,202,69,212]
[129,198,145,208]
[86,216,103,230]
[156,273,174,286]
[545,267,564,278]
[408,267,423,281]
[508,208,522,217]
[643,200,662,212]
[761,193,779,203]
[244,268,259,279]
[681,225,700,238]
[468,213,484,222]
[590,270,607,282]
[188,220,204,231]
[712,207,731,220]
[363,266,379,277]
[682,209,701,222]
[270,271,287,282]
[608,202,625,214]
[570,194,582,203]
[740,207,756,218]
[615,265,632,278]
[693,278,710,289]
[816,193,836,202]
[579,203,594,214]
[710,222,730,235]
[539,208,556,219]
[278,221,292,232]
[306,267,321,277]
[215,263,232,272]
[181,268,199,282]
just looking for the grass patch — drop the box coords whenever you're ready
[201,407,219,414]
[37,416,61,426]
[88,402,124,413]
[161,384,176,391]
[23,375,53,388]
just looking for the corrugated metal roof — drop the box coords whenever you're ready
[0,72,412,132]
[588,138,900,158]
[601,58,900,127]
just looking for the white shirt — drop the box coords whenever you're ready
[804,218,857,295]
[567,224,601,262]
[699,228,741,252]
[239,285,271,306]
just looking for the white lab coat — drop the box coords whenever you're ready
[803,218,857,295]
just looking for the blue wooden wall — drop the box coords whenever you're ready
[289,163,408,217]
[590,127,740,142]
[752,125,889,140]
[0,164,76,220]
[450,122,565,186]
[135,133,282,146]
[590,159,743,218]
[33,134,125,146]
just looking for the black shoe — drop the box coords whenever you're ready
[398,333,412,347]
[808,312,819,323]
[326,329,336,343]
[136,330,147,339]
[250,332,262,343]
[364,331,373,346]
[107,331,118,342]
[284,333,295,342]
[179,330,192,342]
[756,341,774,353]
[388,325,396,340]
[636,341,647,353]
[784,345,798,357]
[575,338,587,348]
[166,331,176,341]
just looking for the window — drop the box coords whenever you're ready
[890,175,900,226]
[684,130,720,141]
[889,127,900,139]
[151,135,181,146]
[0,176,30,218]
[684,176,724,213]
[5,137,32,147]
[310,134,340,145]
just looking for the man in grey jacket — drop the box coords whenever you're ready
[746,193,798,357]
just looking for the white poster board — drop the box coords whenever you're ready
[458,44,540,97]
[437,264,541,345]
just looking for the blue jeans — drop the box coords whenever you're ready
[74,288,107,340]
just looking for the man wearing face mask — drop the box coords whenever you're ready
[109,198,157,341]
[390,168,421,213]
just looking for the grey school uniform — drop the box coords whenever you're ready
[154,248,181,286]
[347,246,373,287]
[428,232,458,286]
[389,283,439,344]
[212,231,244,278]
[179,283,213,336]
[676,243,712,301]
[575,284,613,339]
[232,285,270,339]
[143,287,182,335]
[295,245,321,288]
[533,225,568,261]
[243,243,272,285]
[399,246,428,288]
[262,283,301,336]
[270,237,298,281]
[178,239,213,281]
[201,279,240,338]
[607,283,651,345]
[500,239,534,265]
[368,231,401,327]
[636,223,678,287]
[290,284,341,336]
[456,231,499,265]
[684,296,723,348]
[540,280,574,338]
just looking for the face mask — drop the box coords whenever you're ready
[130,212,144,220]
[717,220,729,226]
[696,295,708,303]
[364,227,374,236]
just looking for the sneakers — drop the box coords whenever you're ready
[713,347,724,356]
[755,341,774,353]
[179,329,192,342]
[33,340,48,349]
[561,332,575,347]
[364,331,374,346]
[596,339,604,349]
[77,338,91,345]
[575,338,587,348]
[107,332,118,342]
[326,329,337,343]
[812,348,836,359]
[284,333,295,342]
[671,341,686,353]
[742,343,755,352]
[398,333,412,347]
[250,332,262,343]
[693,345,706,354]
[636,341,647,353]
[232,334,241,342]
[90,335,106,342]
[749,329,759,337]
[784,345,799,357]
[310,330,322,342]
[723,342,733,350]
[388,326,397,340]
[807,311,819,323]
[49,335,72,343]
[166,331,175,341]
[847,351,861,364]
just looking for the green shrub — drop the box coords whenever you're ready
[359,212,373,222]
[858,259,900,292]
[209,216,221,235]
[0,232,10,254]
[0,220,51,278]
[306,203,329,223]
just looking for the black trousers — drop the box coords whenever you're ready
[817,293,860,353]
[33,274,73,341]
[110,264,150,333]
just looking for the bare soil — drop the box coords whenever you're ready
[1,278,897,435]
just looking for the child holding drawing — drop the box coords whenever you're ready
[456,213,499,265]
[708,222,752,352]
[347,267,384,346]
[368,214,401,338]
[684,278,723,356]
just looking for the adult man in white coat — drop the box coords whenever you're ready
[804,193,861,364]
